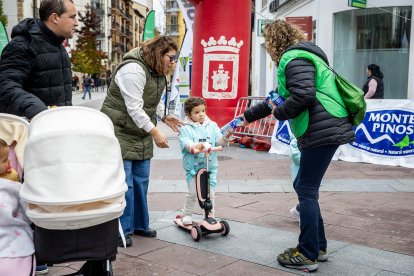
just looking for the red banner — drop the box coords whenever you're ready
[189,0,251,127]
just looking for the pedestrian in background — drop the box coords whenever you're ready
[240,20,355,272]
[82,73,92,100]
[101,35,184,247]
[288,137,300,222]
[362,64,384,99]
[0,0,77,120]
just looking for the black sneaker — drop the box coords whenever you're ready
[118,234,132,247]
[134,228,157,237]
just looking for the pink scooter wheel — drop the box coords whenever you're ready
[191,226,202,241]
[220,220,230,236]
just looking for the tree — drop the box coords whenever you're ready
[0,0,8,27]
[71,4,106,75]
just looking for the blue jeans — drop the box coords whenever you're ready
[120,159,151,235]
[294,145,338,261]
[83,86,91,99]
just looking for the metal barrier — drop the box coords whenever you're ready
[232,96,276,142]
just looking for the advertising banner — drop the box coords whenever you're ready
[270,100,414,168]
[143,10,155,41]
[172,0,195,117]
[0,21,9,56]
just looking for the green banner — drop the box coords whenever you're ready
[0,21,9,56]
[349,0,367,8]
[143,10,155,41]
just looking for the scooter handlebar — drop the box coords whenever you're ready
[190,146,223,154]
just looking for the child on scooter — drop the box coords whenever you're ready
[179,97,233,225]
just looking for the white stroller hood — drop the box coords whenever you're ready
[20,107,127,229]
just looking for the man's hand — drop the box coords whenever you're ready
[149,127,169,148]
[163,114,184,132]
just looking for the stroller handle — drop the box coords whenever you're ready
[191,146,223,155]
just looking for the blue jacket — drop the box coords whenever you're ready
[179,116,228,188]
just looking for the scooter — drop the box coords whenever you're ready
[174,143,230,241]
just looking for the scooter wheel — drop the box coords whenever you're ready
[220,220,230,236]
[191,226,202,241]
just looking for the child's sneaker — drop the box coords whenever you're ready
[277,247,318,272]
[289,206,300,221]
[35,264,49,275]
[181,215,192,225]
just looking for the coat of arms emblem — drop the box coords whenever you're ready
[201,36,243,100]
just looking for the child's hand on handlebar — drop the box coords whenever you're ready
[202,142,212,153]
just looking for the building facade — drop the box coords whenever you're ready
[253,0,413,100]
[110,0,133,72]
[165,0,185,48]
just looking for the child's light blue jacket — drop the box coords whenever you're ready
[179,115,228,188]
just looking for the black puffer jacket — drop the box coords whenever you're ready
[0,18,72,119]
[244,42,355,150]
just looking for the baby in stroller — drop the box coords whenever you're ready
[0,138,20,182]
[0,114,35,275]
[18,107,128,275]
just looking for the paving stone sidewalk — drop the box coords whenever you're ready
[47,95,414,275]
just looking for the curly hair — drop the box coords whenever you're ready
[263,20,306,64]
[140,36,178,76]
[184,97,206,115]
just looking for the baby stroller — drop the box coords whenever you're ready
[19,107,128,275]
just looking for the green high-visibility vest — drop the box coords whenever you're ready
[277,49,348,138]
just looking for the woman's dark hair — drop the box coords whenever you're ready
[39,0,73,22]
[184,97,206,115]
[140,36,178,76]
[368,64,384,79]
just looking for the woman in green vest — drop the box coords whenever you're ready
[242,20,354,272]
[101,36,184,247]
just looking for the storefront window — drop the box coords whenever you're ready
[333,6,411,99]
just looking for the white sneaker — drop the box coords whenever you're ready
[181,215,192,225]
[290,206,300,221]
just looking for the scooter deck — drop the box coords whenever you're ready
[174,218,198,231]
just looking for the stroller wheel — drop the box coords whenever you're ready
[191,226,202,241]
[220,220,230,236]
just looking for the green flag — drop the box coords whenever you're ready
[0,21,9,56]
[143,10,155,41]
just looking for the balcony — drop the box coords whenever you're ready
[166,0,180,12]
[112,42,127,53]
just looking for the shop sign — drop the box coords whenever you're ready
[257,19,271,37]
[286,16,313,41]
[349,0,367,8]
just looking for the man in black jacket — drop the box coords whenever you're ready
[0,0,78,120]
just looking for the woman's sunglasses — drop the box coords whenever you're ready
[165,52,180,63]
